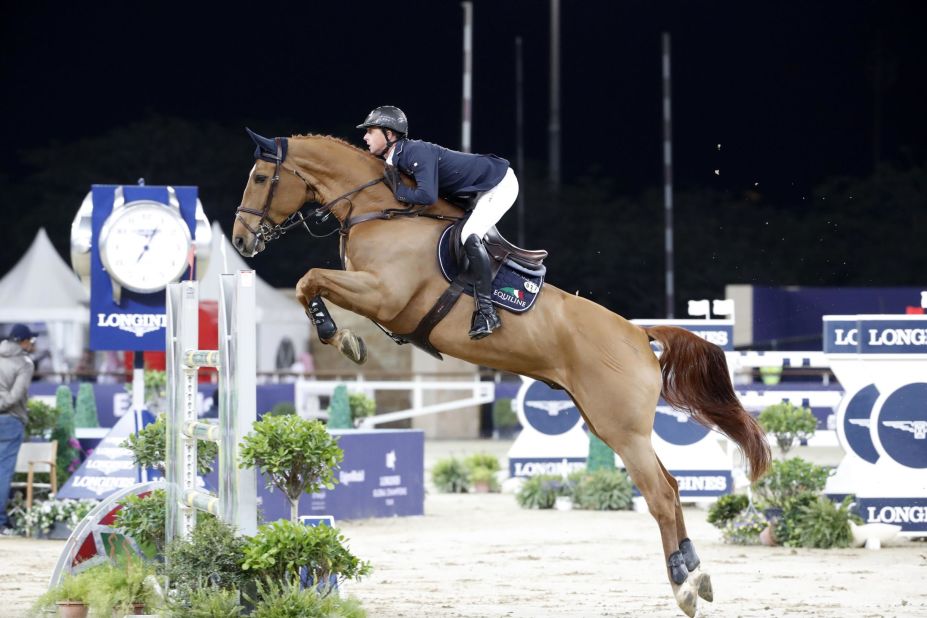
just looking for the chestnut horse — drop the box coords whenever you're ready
[232,132,770,617]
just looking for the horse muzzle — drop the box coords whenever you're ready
[232,233,265,257]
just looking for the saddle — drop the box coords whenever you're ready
[387,216,548,359]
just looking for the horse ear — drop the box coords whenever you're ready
[245,127,276,154]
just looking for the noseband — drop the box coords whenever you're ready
[235,136,384,244]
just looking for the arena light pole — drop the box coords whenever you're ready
[461,1,473,153]
[662,32,675,319]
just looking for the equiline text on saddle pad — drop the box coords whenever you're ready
[438,224,546,313]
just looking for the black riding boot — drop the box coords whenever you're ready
[463,234,501,339]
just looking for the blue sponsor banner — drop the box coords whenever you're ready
[670,470,732,497]
[824,316,927,354]
[259,429,425,521]
[633,319,734,351]
[654,400,710,445]
[860,497,927,532]
[509,457,587,478]
[90,185,198,351]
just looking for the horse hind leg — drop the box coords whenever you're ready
[657,458,713,603]
[610,434,698,617]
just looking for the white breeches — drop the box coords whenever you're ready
[461,168,519,242]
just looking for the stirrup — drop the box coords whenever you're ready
[469,310,501,340]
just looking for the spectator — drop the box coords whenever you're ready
[0,324,37,534]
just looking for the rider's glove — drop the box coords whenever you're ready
[383,164,400,194]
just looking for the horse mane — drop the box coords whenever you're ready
[289,133,380,163]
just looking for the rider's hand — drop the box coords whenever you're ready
[383,164,400,193]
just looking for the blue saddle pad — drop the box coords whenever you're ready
[437,225,545,314]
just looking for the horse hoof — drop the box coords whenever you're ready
[691,567,713,603]
[671,578,698,618]
[336,330,367,365]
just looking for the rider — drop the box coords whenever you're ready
[357,105,518,340]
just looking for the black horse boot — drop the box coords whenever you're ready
[463,234,501,339]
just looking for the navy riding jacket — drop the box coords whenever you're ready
[388,138,509,205]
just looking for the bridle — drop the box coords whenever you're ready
[235,136,461,247]
[235,137,385,244]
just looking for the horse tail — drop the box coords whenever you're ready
[645,325,770,482]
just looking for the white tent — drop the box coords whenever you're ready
[199,222,309,372]
[0,228,89,371]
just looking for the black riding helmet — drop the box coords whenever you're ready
[357,105,408,136]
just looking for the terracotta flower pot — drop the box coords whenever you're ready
[55,601,89,618]
[112,602,146,617]
[759,524,778,546]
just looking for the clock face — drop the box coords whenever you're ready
[100,201,192,293]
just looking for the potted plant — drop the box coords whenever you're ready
[161,516,249,604]
[84,557,158,617]
[26,399,60,441]
[758,402,818,456]
[113,490,168,557]
[786,495,860,548]
[239,414,343,522]
[572,469,633,511]
[121,415,218,476]
[241,519,371,593]
[706,494,749,529]
[430,457,470,493]
[469,466,497,493]
[246,578,366,617]
[491,399,520,439]
[464,453,500,493]
[33,572,92,617]
[515,474,566,509]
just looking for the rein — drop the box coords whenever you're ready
[236,137,461,246]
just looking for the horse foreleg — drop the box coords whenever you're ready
[296,268,392,365]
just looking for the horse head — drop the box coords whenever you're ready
[232,130,386,257]
[231,129,322,256]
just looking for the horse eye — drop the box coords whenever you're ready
[254,175,268,184]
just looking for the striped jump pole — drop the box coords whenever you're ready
[165,270,258,544]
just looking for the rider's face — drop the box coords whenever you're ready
[363,128,390,156]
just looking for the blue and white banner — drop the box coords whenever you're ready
[633,319,735,351]
[259,429,425,521]
[89,185,198,351]
[824,316,927,355]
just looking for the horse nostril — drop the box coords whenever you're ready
[232,236,244,251]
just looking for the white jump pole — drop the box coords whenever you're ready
[165,270,257,545]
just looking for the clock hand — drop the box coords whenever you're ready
[135,227,160,263]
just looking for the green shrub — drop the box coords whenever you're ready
[114,489,168,557]
[84,557,158,617]
[348,392,376,423]
[586,434,617,472]
[721,508,767,545]
[165,586,243,617]
[751,457,830,510]
[161,517,248,602]
[74,382,100,428]
[267,402,297,416]
[241,520,371,593]
[492,399,518,429]
[463,453,500,474]
[248,578,366,618]
[240,415,343,522]
[52,386,79,486]
[788,496,859,549]
[430,457,469,493]
[26,399,59,439]
[758,402,818,455]
[707,494,749,528]
[572,469,632,510]
[32,572,93,611]
[515,475,567,509]
[121,415,218,474]
[469,466,500,492]
[773,491,820,546]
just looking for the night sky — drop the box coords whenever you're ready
[2,1,925,302]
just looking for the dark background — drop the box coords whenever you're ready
[2,0,925,318]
